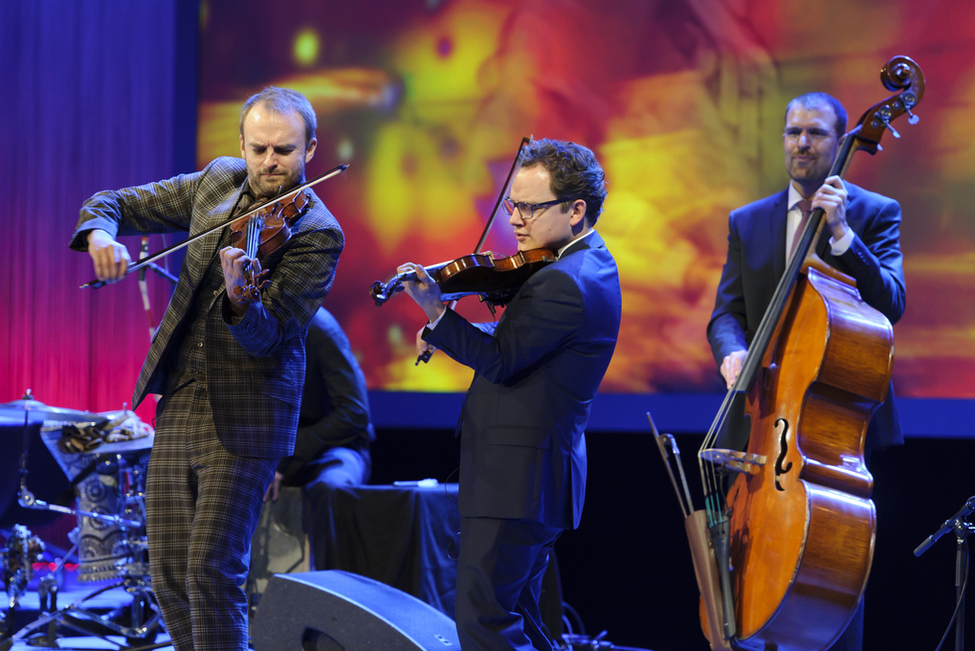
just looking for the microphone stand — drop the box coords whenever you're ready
[914,495,975,651]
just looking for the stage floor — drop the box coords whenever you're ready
[2,568,676,651]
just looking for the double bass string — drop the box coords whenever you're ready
[696,128,855,523]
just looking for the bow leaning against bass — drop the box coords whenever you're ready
[652,55,924,651]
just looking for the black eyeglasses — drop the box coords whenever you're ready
[501,197,572,220]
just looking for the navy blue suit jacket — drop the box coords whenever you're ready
[424,231,621,529]
[707,182,906,451]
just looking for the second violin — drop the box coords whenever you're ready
[370,247,556,307]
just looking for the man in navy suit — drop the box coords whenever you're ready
[707,92,906,651]
[399,139,621,651]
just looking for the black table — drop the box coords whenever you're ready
[317,481,461,619]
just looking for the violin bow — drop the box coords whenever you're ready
[416,136,532,365]
[81,163,349,289]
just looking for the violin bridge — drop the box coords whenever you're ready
[699,448,767,475]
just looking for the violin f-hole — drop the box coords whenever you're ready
[773,417,793,491]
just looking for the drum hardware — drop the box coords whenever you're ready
[0,525,46,640]
[0,393,163,650]
[18,495,143,531]
[0,573,164,650]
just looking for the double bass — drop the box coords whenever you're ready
[654,56,924,651]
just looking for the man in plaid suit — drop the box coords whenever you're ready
[71,87,343,651]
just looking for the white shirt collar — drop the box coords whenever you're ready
[787,183,808,212]
[557,229,596,258]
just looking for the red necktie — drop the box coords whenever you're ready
[791,199,812,258]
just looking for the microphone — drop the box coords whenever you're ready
[914,495,975,557]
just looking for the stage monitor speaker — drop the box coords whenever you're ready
[252,570,461,651]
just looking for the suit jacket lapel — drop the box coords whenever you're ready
[186,184,246,286]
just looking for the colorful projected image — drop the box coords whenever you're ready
[197,0,975,397]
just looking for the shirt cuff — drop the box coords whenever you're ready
[427,308,447,330]
[830,228,856,256]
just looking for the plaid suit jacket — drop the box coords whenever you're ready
[71,156,344,458]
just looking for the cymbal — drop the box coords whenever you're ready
[0,399,107,423]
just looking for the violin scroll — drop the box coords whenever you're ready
[232,258,269,304]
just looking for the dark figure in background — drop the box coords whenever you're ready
[707,92,906,651]
[398,139,622,651]
[71,87,343,651]
[263,306,375,567]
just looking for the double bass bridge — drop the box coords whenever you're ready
[699,448,767,475]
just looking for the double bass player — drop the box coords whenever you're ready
[707,92,906,651]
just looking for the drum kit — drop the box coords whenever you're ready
[0,392,165,650]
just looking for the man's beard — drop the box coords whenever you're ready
[251,167,302,199]
[787,158,829,185]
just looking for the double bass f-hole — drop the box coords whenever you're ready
[773,418,793,492]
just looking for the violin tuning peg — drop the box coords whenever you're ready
[906,109,920,125]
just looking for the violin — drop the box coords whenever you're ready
[370,137,535,365]
[371,137,537,309]
[370,247,557,307]
[81,164,348,290]
[230,189,310,302]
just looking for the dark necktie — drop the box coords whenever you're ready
[791,199,813,258]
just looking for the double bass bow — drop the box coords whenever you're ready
[656,55,924,651]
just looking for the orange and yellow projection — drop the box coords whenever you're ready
[197,0,975,398]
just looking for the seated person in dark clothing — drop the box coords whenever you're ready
[263,306,375,567]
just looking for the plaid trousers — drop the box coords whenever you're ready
[147,380,277,651]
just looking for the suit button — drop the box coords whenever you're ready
[197,342,204,348]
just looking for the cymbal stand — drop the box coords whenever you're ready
[914,495,975,651]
